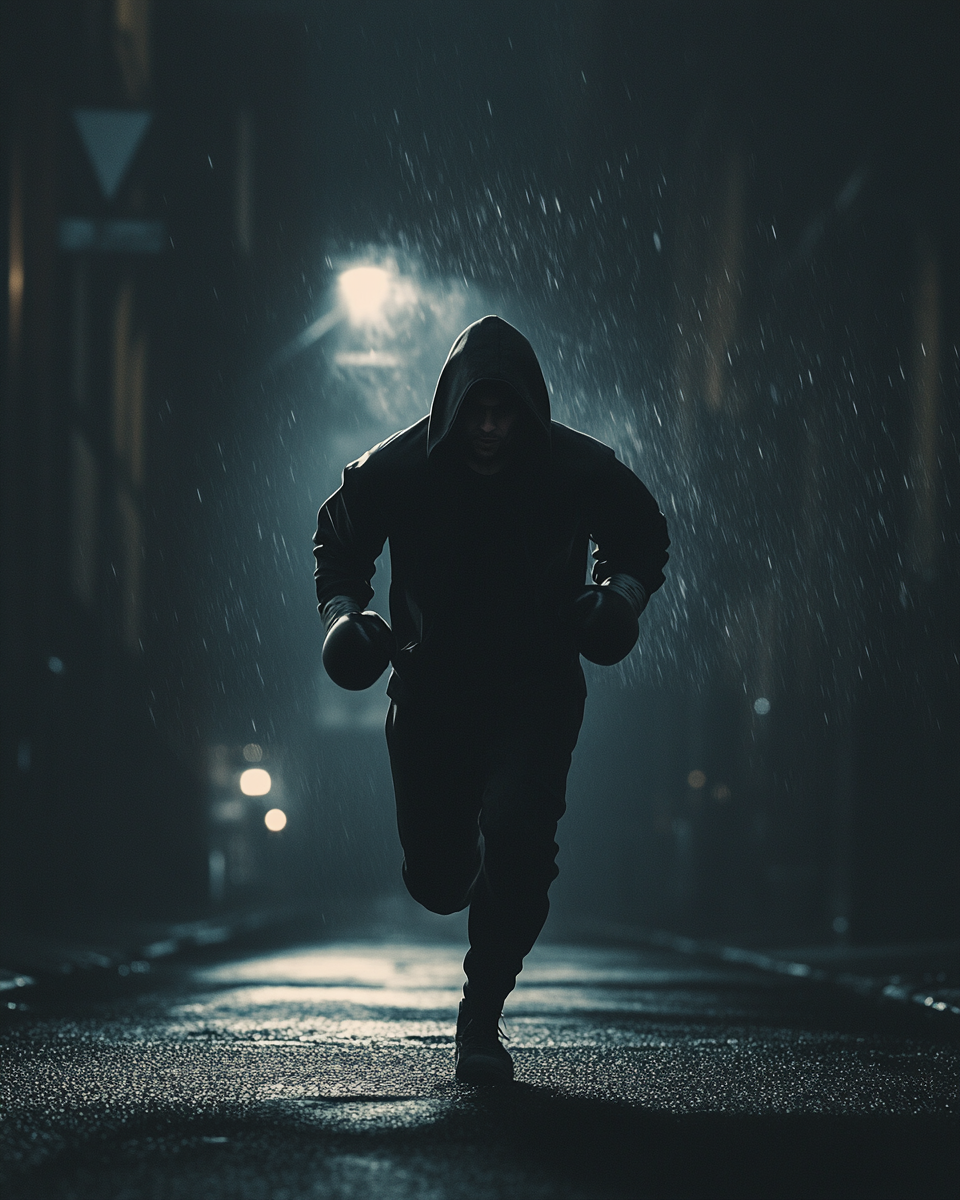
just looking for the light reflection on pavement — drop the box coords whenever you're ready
[1,939,957,1198]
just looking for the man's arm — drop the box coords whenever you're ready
[588,452,670,602]
[572,451,669,666]
[313,455,389,616]
[313,456,396,690]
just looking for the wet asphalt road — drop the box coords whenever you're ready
[1,934,957,1199]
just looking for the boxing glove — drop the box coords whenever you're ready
[572,574,647,665]
[321,596,394,690]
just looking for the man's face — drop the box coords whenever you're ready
[458,388,521,473]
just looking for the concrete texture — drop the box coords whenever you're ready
[1,937,957,1198]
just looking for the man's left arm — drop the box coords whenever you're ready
[573,452,669,665]
[589,452,670,606]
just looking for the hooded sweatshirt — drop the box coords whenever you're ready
[313,315,669,700]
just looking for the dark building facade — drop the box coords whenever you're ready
[0,0,320,928]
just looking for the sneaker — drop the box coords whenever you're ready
[454,999,514,1085]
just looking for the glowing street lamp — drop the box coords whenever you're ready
[267,262,403,373]
[239,767,271,796]
[338,266,392,325]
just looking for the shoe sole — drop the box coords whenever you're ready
[455,1056,514,1086]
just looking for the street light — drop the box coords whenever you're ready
[266,262,406,373]
[239,767,271,796]
[339,266,392,325]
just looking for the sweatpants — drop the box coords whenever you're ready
[385,677,586,1011]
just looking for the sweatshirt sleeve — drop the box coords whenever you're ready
[587,452,670,598]
[313,454,389,612]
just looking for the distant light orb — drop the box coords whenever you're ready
[242,742,263,762]
[339,266,391,325]
[239,767,271,796]
[687,769,707,790]
[264,808,287,832]
[754,697,771,715]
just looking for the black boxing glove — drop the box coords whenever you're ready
[320,595,395,690]
[572,574,648,666]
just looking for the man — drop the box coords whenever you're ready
[313,315,669,1084]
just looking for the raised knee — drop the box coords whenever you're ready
[420,896,467,916]
[402,865,470,915]
[408,887,468,916]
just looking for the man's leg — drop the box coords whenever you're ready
[385,699,485,915]
[462,682,586,1013]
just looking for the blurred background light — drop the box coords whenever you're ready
[754,698,772,715]
[239,767,271,796]
[687,770,707,789]
[268,262,417,372]
[264,808,287,832]
[242,742,263,762]
[339,266,392,325]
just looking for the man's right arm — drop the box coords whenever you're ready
[313,456,389,618]
[313,458,397,690]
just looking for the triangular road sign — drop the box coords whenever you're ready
[73,109,152,201]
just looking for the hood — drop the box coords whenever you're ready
[426,315,551,457]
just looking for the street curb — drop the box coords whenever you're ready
[0,905,308,1004]
[572,922,960,1019]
